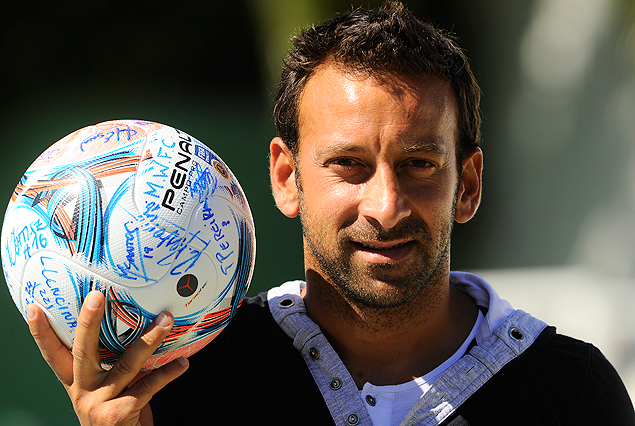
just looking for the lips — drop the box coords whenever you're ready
[354,240,414,262]
[359,241,408,250]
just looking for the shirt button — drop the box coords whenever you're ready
[330,378,342,390]
[510,327,524,341]
[308,347,320,359]
[278,298,295,308]
[347,414,360,425]
[365,395,376,406]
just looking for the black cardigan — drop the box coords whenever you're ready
[151,293,635,425]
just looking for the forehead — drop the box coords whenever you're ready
[297,65,459,153]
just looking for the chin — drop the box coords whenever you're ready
[339,279,425,310]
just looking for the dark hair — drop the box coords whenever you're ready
[273,0,482,166]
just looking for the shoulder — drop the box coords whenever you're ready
[449,327,635,425]
[154,292,284,381]
[150,292,335,425]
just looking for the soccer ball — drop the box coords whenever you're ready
[0,120,256,370]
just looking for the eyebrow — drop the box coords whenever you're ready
[400,140,448,156]
[317,143,365,155]
[315,139,450,158]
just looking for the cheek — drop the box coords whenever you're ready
[406,180,460,222]
[330,188,364,231]
[306,179,361,216]
[405,181,453,206]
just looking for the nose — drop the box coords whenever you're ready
[358,166,411,229]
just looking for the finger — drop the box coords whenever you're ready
[139,404,154,426]
[27,303,74,388]
[127,371,152,389]
[125,356,189,408]
[103,311,175,396]
[72,290,107,388]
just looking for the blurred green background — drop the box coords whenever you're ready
[1,0,634,424]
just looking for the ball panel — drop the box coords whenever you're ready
[2,204,61,313]
[26,121,160,173]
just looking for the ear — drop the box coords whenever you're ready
[270,137,299,218]
[455,148,483,224]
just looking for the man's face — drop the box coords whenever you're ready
[292,65,464,309]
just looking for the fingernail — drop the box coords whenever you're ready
[156,312,170,327]
[26,305,36,321]
[177,357,188,367]
[84,292,101,309]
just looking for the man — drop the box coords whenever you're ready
[27,2,634,425]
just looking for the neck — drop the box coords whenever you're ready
[303,269,478,388]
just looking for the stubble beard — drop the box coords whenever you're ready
[298,190,457,312]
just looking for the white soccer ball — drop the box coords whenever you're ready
[1,120,256,370]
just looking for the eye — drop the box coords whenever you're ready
[401,158,438,179]
[324,157,369,183]
[327,157,360,167]
[407,158,435,168]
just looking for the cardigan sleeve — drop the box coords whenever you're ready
[578,344,635,425]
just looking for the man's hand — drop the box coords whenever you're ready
[27,290,189,426]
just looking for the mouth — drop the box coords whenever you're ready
[359,241,409,250]
[353,240,415,262]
